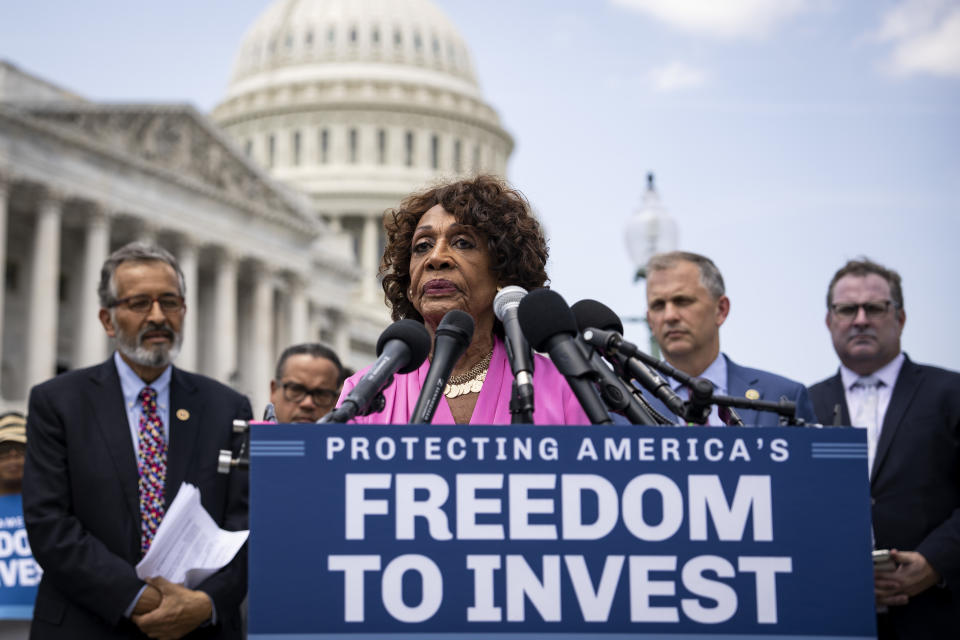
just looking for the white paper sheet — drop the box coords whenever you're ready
[135,483,248,589]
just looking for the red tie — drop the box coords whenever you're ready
[137,387,166,556]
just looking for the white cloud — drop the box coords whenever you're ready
[610,0,811,39]
[876,0,960,77]
[648,61,707,92]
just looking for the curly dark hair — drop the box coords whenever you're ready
[381,175,549,323]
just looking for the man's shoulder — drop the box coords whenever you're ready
[907,359,960,380]
[900,358,960,394]
[31,360,114,395]
[725,356,806,392]
[172,367,248,401]
[808,373,841,395]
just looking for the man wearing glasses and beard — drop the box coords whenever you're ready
[269,344,344,423]
[809,258,960,639]
[23,242,251,639]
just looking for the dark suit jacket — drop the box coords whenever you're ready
[640,354,818,426]
[809,355,960,637]
[23,357,252,639]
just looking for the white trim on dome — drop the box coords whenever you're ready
[223,62,483,103]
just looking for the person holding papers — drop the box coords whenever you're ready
[23,243,251,639]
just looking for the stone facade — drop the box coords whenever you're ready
[0,62,377,415]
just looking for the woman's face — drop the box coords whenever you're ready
[408,204,497,330]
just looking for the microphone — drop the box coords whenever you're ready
[320,319,431,423]
[718,405,745,427]
[409,310,475,424]
[685,377,714,425]
[581,326,688,416]
[570,300,664,425]
[517,289,612,425]
[494,286,535,424]
[262,402,277,422]
[572,300,686,421]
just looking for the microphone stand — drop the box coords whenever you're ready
[319,389,387,423]
[586,328,805,426]
[504,334,535,423]
[629,351,803,426]
[218,419,252,474]
[510,378,535,424]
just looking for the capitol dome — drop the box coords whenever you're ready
[212,0,514,308]
[228,0,481,93]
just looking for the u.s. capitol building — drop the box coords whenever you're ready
[0,0,512,414]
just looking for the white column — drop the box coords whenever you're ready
[250,264,274,416]
[26,192,63,391]
[0,177,8,394]
[361,214,379,302]
[73,209,110,368]
[177,240,199,372]
[330,310,350,366]
[212,250,238,385]
[288,275,308,345]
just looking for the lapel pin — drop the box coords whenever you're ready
[745,389,760,400]
[176,409,190,421]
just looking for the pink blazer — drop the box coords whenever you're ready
[338,336,590,425]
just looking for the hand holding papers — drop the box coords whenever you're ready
[135,483,248,589]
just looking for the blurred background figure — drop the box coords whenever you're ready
[0,411,37,639]
[270,344,344,423]
[0,413,26,496]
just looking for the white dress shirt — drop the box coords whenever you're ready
[840,352,905,476]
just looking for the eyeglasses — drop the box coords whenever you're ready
[829,300,895,319]
[0,444,24,461]
[109,294,185,315]
[280,381,338,408]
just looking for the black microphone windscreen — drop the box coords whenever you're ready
[517,288,578,352]
[437,309,474,345]
[571,299,624,335]
[376,319,432,373]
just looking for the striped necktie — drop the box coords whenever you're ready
[137,387,166,556]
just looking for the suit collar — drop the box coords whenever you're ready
[166,367,200,508]
[89,358,141,527]
[827,371,851,426]
[725,355,759,396]
[871,353,921,483]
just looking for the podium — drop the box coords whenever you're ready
[248,425,876,639]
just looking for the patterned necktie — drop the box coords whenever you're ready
[137,387,166,556]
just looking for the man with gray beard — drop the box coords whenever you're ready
[23,242,251,639]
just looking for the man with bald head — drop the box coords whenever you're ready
[809,258,960,638]
[643,251,816,426]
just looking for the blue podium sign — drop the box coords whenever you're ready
[249,425,875,639]
[0,494,41,619]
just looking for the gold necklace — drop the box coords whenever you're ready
[443,349,493,399]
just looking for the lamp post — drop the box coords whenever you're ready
[624,172,678,358]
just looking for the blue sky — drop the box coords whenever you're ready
[3,0,958,384]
